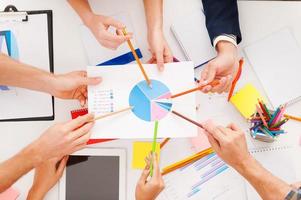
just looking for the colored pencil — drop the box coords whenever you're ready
[171,110,204,129]
[93,106,133,121]
[270,118,289,128]
[150,121,159,177]
[160,138,170,149]
[170,79,220,99]
[269,106,281,126]
[256,105,268,127]
[162,148,214,175]
[228,58,244,101]
[284,114,301,122]
[122,28,152,87]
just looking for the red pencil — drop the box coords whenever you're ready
[228,59,244,101]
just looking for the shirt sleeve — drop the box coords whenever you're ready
[285,187,301,200]
[213,34,237,48]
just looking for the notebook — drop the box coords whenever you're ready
[244,28,301,108]
[171,11,216,68]
[70,108,115,145]
[245,146,297,200]
[80,12,142,66]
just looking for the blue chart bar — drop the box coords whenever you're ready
[195,154,218,171]
[192,164,228,190]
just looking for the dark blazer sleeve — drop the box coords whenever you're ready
[202,0,242,45]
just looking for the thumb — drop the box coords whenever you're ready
[56,156,68,177]
[78,77,102,86]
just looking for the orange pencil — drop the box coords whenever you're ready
[256,104,268,127]
[228,59,244,101]
[160,138,170,149]
[122,28,152,87]
[171,79,220,99]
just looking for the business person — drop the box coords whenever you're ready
[68,0,173,71]
[26,153,164,200]
[202,121,301,200]
[199,0,242,94]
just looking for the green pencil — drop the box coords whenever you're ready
[150,121,159,177]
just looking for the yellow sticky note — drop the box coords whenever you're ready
[230,83,266,119]
[132,142,160,169]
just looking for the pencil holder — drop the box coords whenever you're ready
[249,101,288,143]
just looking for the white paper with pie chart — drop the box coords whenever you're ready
[88,62,197,139]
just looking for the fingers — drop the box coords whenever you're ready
[227,123,242,132]
[155,52,164,72]
[74,129,92,146]
[78,76,102,86]
[202,121,225,142]
[207,134,221,152]
[104,17,125,29]
[151,153,161,180]
[65,113,94,131]
[71,121,94,140]
[139,165,151,185]
[56,156,68,177]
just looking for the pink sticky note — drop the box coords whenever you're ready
[190,126,211,152]
[0,187,20,200]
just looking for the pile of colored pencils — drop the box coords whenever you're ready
[250,100,288,143]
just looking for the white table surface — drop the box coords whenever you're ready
[0,0,300,199]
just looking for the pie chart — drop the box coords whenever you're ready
[129,79,173,122]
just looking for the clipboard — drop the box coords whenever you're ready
[0,5,54,121]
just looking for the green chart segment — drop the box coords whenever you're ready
[129,79,173,122]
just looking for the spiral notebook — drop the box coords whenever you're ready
[245,146,297,200]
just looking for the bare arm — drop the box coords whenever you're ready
[67,0,93,26]
[236,156,291,200]
[0,53,54,94]
[0,144,41,192]
[202,121,292,200]
[143,0,172,71]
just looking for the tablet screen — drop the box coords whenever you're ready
[66,155,120,200]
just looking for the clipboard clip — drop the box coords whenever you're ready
[0,5,28,22]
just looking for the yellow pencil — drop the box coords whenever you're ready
[162,148,214,175]
[122,28,152,87]
[284,114,301,122]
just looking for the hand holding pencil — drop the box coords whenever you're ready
[135,153,165,200]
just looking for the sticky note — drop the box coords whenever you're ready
[190,126,211,152]
[132,142,160,169]
[0,187,20,200]
[230,83,266,119]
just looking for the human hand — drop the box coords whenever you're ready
[202,121,252,169]
[50,71,101,106]
[147,30,173,71]
[85,14,132,49]
[199,41,238,93]
[135,153,165,200]
[27,156,68,200]
[32,114,94,164]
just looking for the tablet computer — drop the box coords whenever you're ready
[59,148,126,200]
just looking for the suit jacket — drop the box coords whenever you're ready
[202,0,242,45]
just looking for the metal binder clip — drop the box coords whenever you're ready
[0,5,28,22]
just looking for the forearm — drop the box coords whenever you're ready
[0,143,41,192]
[143,0,163,33]
[0,54,54,94]
[27,187,46,200]
[68,0,94,26]
[236,156,291,200]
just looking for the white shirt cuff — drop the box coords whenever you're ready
[213,34,237,48]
